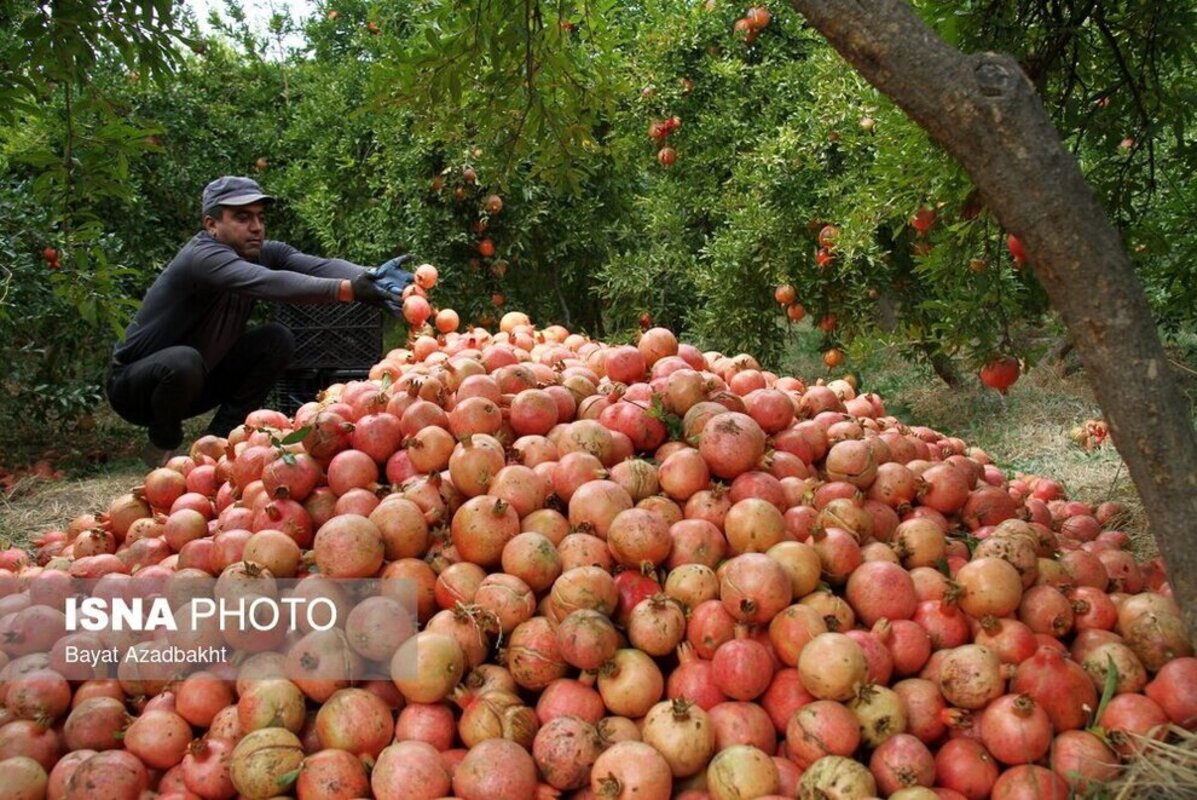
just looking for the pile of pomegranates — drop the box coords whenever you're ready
[1,310,1194,800]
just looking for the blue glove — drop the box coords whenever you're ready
[371,255,415,294]
[369,254,415,317]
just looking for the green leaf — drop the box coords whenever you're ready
[280,426,312,446]
[646,393,684,441]
[1090,653,1121,730]
[276,769,300,789]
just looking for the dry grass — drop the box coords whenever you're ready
[0,410,208,550]
[0,468,143,549]
[1107,727,1197,800]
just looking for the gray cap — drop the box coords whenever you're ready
[201,176,275,217]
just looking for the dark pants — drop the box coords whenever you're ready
[106,323,295,449]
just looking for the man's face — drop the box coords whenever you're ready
[204,202,267,260]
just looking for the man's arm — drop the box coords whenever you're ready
[191,238,344,303]
[266,241,366,281]
[266,242,412,307]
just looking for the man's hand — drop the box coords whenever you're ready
[371,254,415,295]
[349,271,400,308]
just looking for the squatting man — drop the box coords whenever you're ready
[106,176,415,467]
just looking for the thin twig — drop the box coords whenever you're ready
[1105,460,1124,501]
[0,264,13,306]
[1168,359,1197,378]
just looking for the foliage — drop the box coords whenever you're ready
[2,0,1197,440]
[913,0,1197,333]
[0,0,190,426]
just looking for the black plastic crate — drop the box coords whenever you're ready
[273,368,371,416]
[274,303,384,369]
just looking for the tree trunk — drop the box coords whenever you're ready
[788,0,1197,639]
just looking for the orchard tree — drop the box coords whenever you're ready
[374,0,1197,633]
[372,0,1196,376]
[0,0,191,422]
[783,0,1197,637]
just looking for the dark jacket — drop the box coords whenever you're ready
[113,233,363,368]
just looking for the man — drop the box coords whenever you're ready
[107,176,408,467]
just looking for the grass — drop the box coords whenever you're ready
[0,410,208,549]
[1106,727,1197,800]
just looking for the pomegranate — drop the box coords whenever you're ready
[457,689,538,748]
[711,627,775,701]
[535,676,605,724]
[917,597,977,648]
[123,709,192,769]
[391,631,466,703]
[706,744,779,799]
[1123,610,1194,671]
[549,565,619,621]
[533,715,602,790]
[64,750,150,798]
[668,519,727,570]
[1099,692,1169,757]
[556,609,620,671]
[606,508,672,569]
[955,557,1024,619]
[1049,729,1119,793]
[974,616,1039,665]
[395,702,457,751]
[719,552,793,625]
[798,632,868,701]
[642,698,716,777]
[590,740,672,800]
[849,682,906,747]
[312,513,384,577]
[937,645,1006,710]
[295,749,370,798]
[769,603,828,666]
[723,497,785,554]
[598,648,663,718]
[627,595,687,656]
[229,728,304,799]
[1145,656,1197,728]
[978,693,1052,765]
[980,355,1021,394]
[1080,641,1147,695]
[990,764,1070,800]
[935,738,1000,800]
[707,700,775,752]
[698,412,766,479]
[870,732,936,795]
[824,439,877,488]
[663,562,720,608]
[894,677,948,744]
[507,616,568,690]
[453,738,539,800]
[1011,645,1097,732]
[667,642,727,711]
[786,699,860,767]
[798,755,877,798]
[315,688,394,761]
[845,560,918,625]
